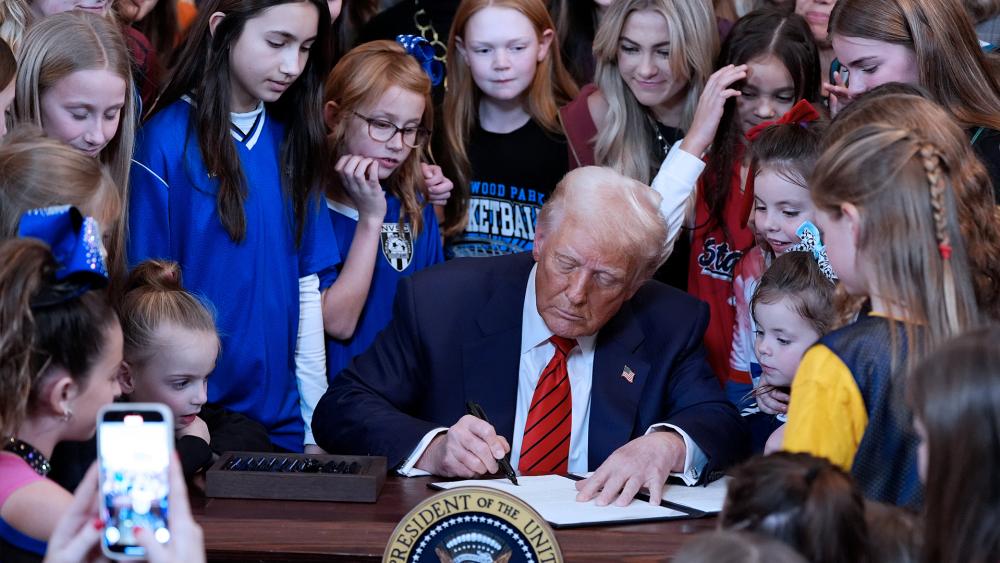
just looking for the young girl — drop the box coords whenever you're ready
[0,207,122,558]
[0,39,13,137]
[691,9,821,382]
[720,452,870,563]
[319,39,445,381]
[0,126,119,239]
[728,107,825,402]
[827,0,1000,201]
[558,0,729,290]
[824,88,1000,322]
[118,260,272,478]
[909,327,1000,563]
[783,116,988,507]
[440,0,577,258]
[742,251,835,453]
[128,0,337,453]
[13,11,136,277]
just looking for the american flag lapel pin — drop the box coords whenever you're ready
[621,365,635,384]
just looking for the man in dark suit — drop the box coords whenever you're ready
[313,166,747,506]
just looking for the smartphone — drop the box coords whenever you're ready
[97,404,173,560]
[829,58,849,88]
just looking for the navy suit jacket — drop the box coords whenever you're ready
[313,252,748,479]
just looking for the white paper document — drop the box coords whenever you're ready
[431,475,688,528]
[661,476,730,513]
[572,472,730,514]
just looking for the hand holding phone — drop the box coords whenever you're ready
[45,455,205,563]
[97,404,174,560]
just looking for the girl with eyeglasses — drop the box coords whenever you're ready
[318,39,447,382]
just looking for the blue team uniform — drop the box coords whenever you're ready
[320,195,443,381]
[128,98,340,451]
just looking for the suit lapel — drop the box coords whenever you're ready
[461,254,534,444]
[588,300,650,469]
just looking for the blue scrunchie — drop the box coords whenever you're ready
[396,34,444,87]
[18,206,110,304]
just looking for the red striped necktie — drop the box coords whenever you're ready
[519,335,577,476]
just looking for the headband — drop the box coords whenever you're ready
[740,100,822,228]
[396,35,444,87]
[18,206,110,308]
[787,221,837,282]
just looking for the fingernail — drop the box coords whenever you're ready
[93,517,104,531]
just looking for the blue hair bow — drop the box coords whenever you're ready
[18,206,110,306]
[396,34,444,87]
[788,221,837,282]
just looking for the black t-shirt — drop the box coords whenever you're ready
[446,119,569,258]
[970,126,1000,203]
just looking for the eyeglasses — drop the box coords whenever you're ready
[352,112,429,148]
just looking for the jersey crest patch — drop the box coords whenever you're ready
[381,223,414,272]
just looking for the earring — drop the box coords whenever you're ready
[61,408,73,422]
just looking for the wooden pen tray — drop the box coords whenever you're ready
[205,452,387,503]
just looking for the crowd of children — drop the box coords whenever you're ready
[0,0,999,560]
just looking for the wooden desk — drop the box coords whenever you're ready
[193,476,716,562]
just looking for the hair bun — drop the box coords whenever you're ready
[124,259,184,294]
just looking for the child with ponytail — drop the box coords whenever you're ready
[783,113,989,507]
[129,0,338,452]
[319,38,447,381]
[727,107,827,408]
[687,9,822,382]
[0,207,121,557]
[118,260,272,478]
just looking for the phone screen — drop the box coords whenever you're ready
[98,408,171,557]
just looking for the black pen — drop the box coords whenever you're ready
[466,401,519,486]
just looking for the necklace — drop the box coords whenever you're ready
[3,437,51,477]
[412,0,447,65]
[652,120,683,156]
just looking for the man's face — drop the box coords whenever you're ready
[532,218,639,338]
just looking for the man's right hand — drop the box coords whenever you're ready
[414,415,510,477]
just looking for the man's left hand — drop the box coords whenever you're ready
[574,431,686,507]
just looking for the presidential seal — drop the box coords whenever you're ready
[384,487,563,563]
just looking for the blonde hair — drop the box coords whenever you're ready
[829,0,1000,132]
[826,89,1000,321]
[441,0,578,237]
[538,166,668,283]
[811,123,983,369]
[0,125,120,241]
[0,0,30,52]
[119,260,218,368]
[592,0,718,183]
[324,40,432,236]
[14,11,136,281]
